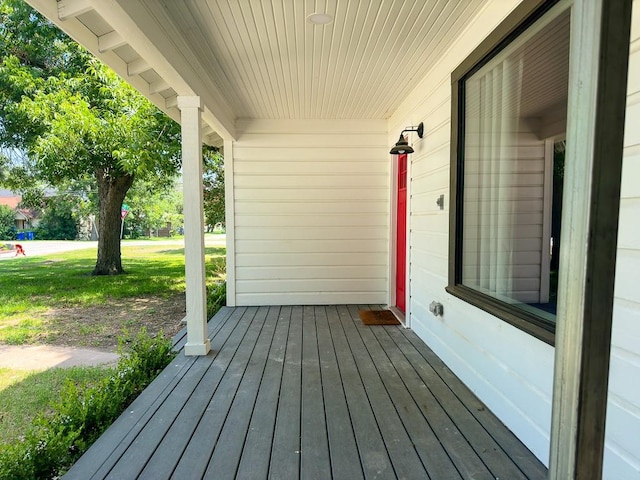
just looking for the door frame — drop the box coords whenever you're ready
[389,150,411,326]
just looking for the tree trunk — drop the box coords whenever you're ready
[92,168,134,275]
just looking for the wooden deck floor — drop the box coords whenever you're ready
[64,305,548,480]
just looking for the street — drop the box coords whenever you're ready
[0,235,226,260]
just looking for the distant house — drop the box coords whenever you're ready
[0,190,40,231]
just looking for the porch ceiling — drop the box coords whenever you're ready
[28,0,487,142]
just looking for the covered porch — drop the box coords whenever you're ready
[64,305,546,479]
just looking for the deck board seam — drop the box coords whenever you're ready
[94,305,245,479]
[319,305,366,479]
[235,305,291,479]
[203,305,282,478]
[343,304,429,479]
[262,305,292,479]
[69,353,198,479]
[170,307,264,477]
[349,304,441,479]
[172,306,266,478]
[337,304,399,479]
[396,326,546,479]
[381,326,503,478]
[370,323,494,479]
[135,306,251,478]
[232,305,284,477]
[328,305,397,479]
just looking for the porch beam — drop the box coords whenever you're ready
[149,79,170,95]
[57,0,92,21]
[98,30,126,53]
[178,95,210,356]
[549,0,632,478]
[127,57,151,77]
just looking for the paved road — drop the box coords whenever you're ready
[0,235,226,260]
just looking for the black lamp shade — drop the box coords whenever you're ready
[390,135,414,155]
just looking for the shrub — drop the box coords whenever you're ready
[0,205,15,240]
[207,281,226,319]
[0,330,176,479]
[35,197,78,240]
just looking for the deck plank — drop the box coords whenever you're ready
[325,305,395,480]
[338,305,430,479]
[64,305,548,480]
[300,305,332,479]
[269,305,303,479]
[64,306,241,479]
[315,306,365,480]
[204,305,281,478]
[63,353,195,480]
[170,306,267,478]
[397,327,548,479]
[128,306,252,478]
[368,323,497,479]
[106,306,251,479]
[383,326,531,479]
[235,306,292,479]
[351,307,479,479]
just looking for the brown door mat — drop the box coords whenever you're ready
[359,310,400,325]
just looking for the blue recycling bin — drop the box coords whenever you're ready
[16,232,25,240]
[26,231,34,240]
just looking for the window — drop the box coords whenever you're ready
[447,0,571,344]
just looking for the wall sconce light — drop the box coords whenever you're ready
[389,122,424,155]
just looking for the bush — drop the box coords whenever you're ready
[207,281,226,319]
[0,330,176,479]
[0,205,15,240]
[35,198,78,240]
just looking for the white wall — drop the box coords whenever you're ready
[389,0,555,465]
[604,1,640,477]
[390,0,640,475]
[231,119,389,306]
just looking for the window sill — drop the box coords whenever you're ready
[445,284,555,346]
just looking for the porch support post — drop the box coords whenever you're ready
[549,1,631,478]
[178,95,210,356]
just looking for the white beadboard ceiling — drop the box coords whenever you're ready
[148,0,486,120]
[29,0,489,140]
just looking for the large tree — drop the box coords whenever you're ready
[0,0,181,274]
[203,147,225,231]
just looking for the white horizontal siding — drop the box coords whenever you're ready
[394,0,640,472]
[604,1,640,476]
[232,119,389,306]
[389,0,556,464]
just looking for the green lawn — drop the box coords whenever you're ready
[0,244,226,344]
[0,366,112,444]
[0,241,226,445]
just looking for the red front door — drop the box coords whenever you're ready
[396,153,407,313]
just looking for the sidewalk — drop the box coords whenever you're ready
[0,344,118,370]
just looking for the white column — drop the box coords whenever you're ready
[178,95,210,356]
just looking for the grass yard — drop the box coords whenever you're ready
[0,366,113,444]
[0,239,225,448]
[0,243,225,345]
